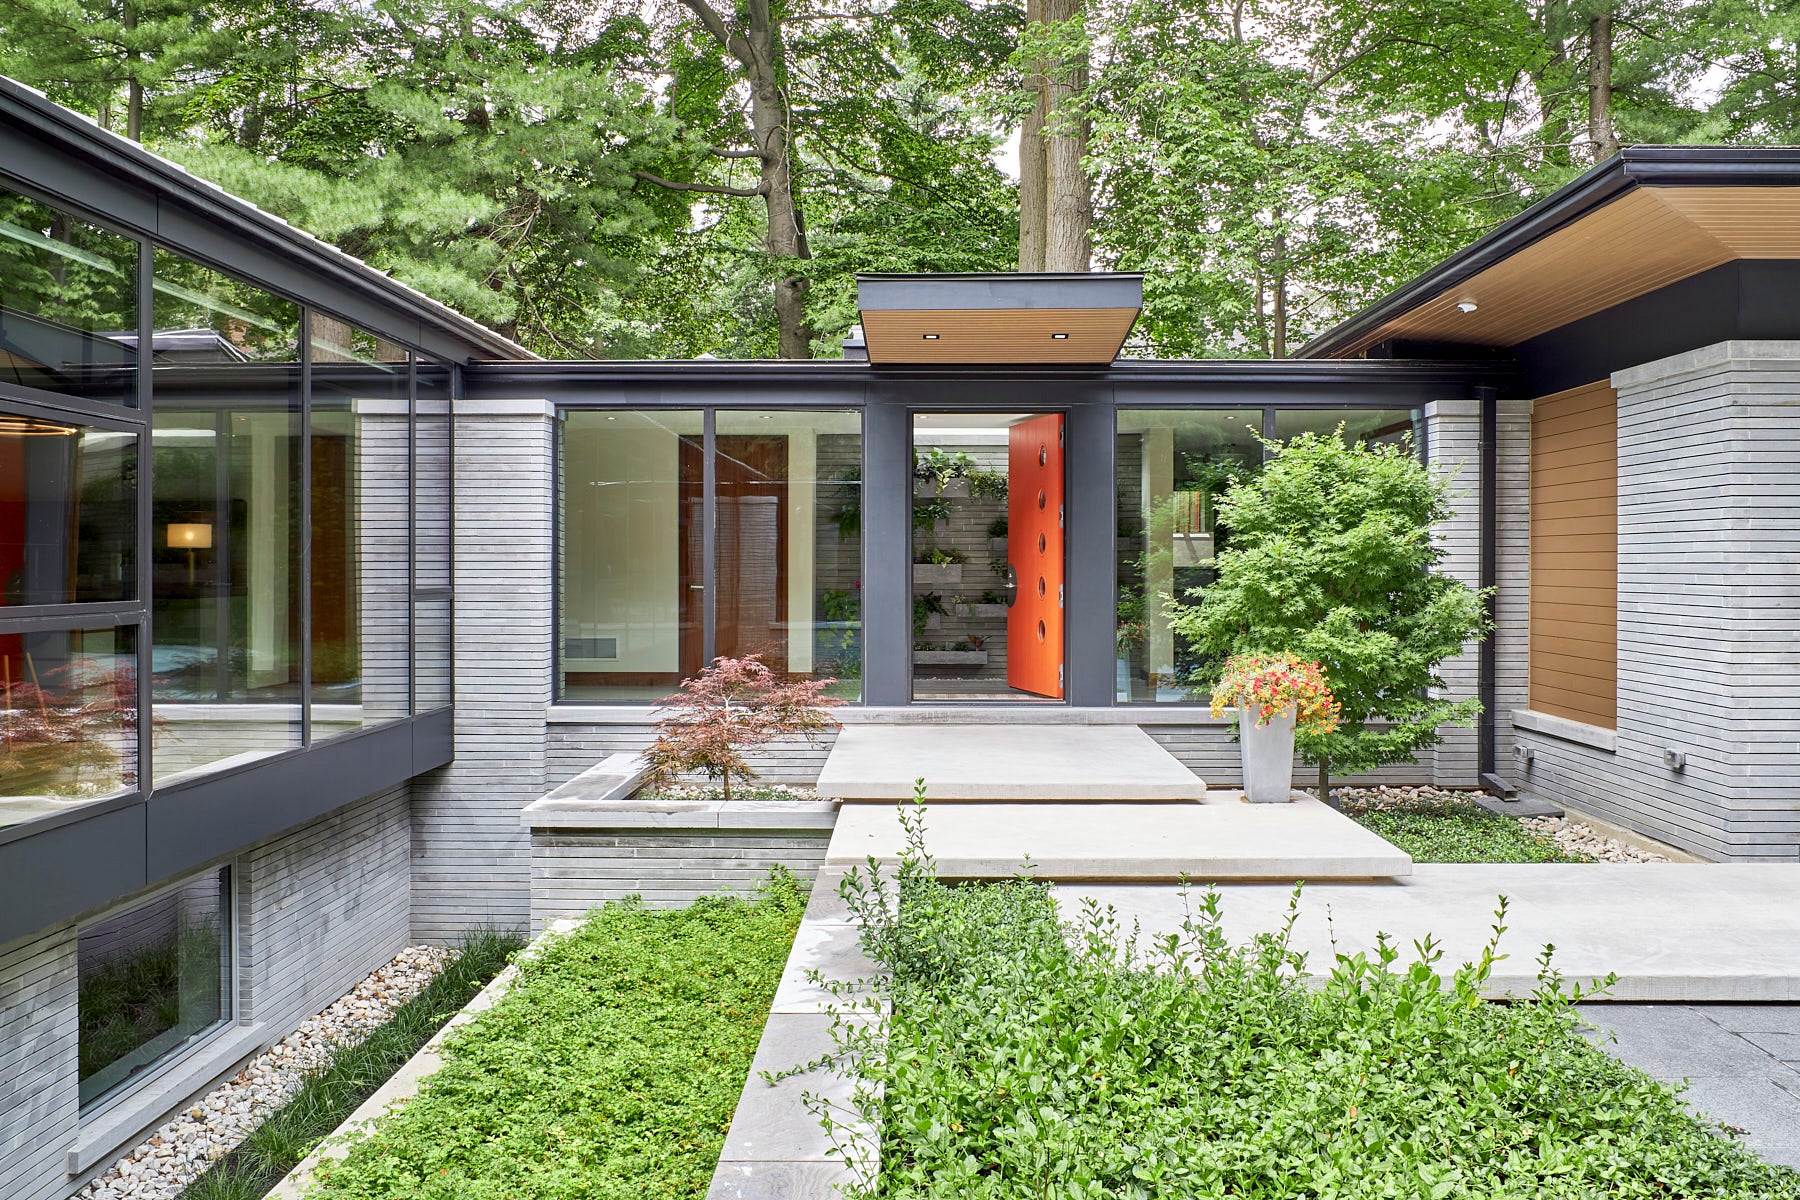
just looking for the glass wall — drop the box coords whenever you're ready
[0,623,140,828]
[0,182,139,406]
[0,412,136,607]
[1273,407,1421,449]
[558,409,861,702]
[149,249,303,781]
[414,357,452,712]
[78,868,231,1109]
[310,315,411,738]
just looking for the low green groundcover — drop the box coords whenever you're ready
[1346,796,1588,864]
[304,873,804,1200]
[826,804,1798,1199]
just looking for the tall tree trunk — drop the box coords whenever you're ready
[745,0,814,358]
[1270,225,1287,359]
[1588,11,1619,161]
[123,3,143,142]
[1041,0,1091,272]
[1018,0,1048,271]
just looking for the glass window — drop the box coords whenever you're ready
[0,184,138,406]
[414,357,452,712]
[716,410,861,701]
[1273,407,1421,450]
[1,623,139,826]
[0,411,136,607]
[559,410,704,702]
[310,315,411,739]
[150,250,301,781]
[78,868,231,1109]
[1115,410,1262,703]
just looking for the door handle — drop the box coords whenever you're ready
[1000,563,1018,608]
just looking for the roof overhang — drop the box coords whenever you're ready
[857,272,1142,365]
[1301,147,1800,359]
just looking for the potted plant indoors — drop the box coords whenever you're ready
[1210,654,1339,803]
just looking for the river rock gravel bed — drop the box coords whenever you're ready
[1330,784,1670,863]
[75,944,452,1200]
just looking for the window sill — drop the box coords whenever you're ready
[1511,709,1617,753]
[70,1022,267,1177]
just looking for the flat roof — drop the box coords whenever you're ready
[1301,146,1800,359]
[856,272,1144,365]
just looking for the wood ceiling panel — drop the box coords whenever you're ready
[1650,187,1800,256]
[861,307,1138,364]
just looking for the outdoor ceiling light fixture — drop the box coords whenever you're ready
[1050,332,1070,340]
[922,333,941,340]
[1456,300,1479,314]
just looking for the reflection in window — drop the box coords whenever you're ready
[78,868,231,1109]
[1115,410,1261,703]
[414,358,451,712]
[310,315,410,739]
[0,185,138,405]
[1273,407,1421,450]
[0,624,139,826]
[0,413,136,606]
[560,411,703,702]
[150,250,301,780]
[715,410,861,701]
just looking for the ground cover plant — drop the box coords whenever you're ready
[1340,791,1589,864]
[180,930,520,1200]
[823,798,1798,1198]
[301,872,806,1200]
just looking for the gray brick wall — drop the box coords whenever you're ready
[411,400,556,942]
[0,924,77,1200]
[1515,342,1800,860]
[1493,397,1532,779]
[1425,398,1481,788]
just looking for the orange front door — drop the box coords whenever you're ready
[1007,413,1065,699]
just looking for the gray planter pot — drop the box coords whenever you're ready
[914,478,970,498]
[913,563,963,586]
[1239,705,1297,803]
[988,537,1009,559]
[913,649,988,666]
[968,603,1008,620]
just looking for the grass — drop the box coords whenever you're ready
[301,871,805,1200]
[821,796,1799,1199]
[1343,794,1590,863]
[179,929,520,1200]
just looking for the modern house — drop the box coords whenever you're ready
[4,69,1800,1198]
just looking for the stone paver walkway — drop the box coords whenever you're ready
[1582,1004,1800,1169]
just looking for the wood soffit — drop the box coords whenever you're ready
[1342,186,1800,355]
[860,308,1141,365]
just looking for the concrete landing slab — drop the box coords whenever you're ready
[815,723,1205,801]
[1068,864,1800,1001]
[826,794,1411,880]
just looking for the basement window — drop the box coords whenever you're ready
[77,867,233,1110]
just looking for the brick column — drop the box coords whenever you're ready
[1424,398,1481,788]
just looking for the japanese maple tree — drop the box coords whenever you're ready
[642,655,843,801]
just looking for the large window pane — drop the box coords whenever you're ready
[0,623,139,827]
[150,251,301,780]
[716,410,861,700]
[1115,410,1261,703]
[78,868,231,1109]
[414,357,451,711]
[1273,407,1421,450]
[310,315,410,739]
[559,410,703,702]
[0,185,138,405]
[0,412,136,606]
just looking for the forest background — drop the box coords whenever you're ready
[5,0,1794,358]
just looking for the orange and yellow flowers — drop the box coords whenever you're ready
[1210,653,1340,734]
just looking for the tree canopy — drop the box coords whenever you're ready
[1,0,1790,357]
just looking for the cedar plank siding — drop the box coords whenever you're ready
[1529,381,1618,728]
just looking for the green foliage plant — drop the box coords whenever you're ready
[912,498,952,531]
[180,929,520,1200]
[914,546,965,566]
[966,470,1007,499]
[818,792,1798,1198]
[299,875,805,1200]
[1169,430,1489,793]
[1346,796,1590,864]
[913,448,976,489]
[913,592,948,639]
[986,515,1009,539]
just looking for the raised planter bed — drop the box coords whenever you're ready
[912,649,988,667]
[913,562,963,586]
[989,536,1010,559]
[520,754,838,928]
[964,602,1008,620]
[914,477,969,498]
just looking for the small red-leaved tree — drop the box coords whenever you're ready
[642,655,843,801]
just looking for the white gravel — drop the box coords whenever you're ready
[1332,784,1670,863]
[76,944,452,1200]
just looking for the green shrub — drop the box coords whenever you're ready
[825,795,1797,1198]
[178,929,520,1200]
[304,872,805,1200]
[1351,800,1589,864]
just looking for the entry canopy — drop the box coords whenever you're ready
[857,272,1143,365]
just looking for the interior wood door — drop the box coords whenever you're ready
[1007,413,1065,699]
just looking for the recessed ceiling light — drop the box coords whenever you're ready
[1050,332,1070,340]
[606,415,617,420]
[922,333,940,340]
[1456,300,1478,314]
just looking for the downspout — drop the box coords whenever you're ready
[1475,385,1511,796]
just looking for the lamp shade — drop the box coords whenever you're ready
[167,522,213,550]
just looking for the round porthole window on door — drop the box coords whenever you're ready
[1037,532,1046,554]
[1037,619,1047,642]
[1037,489,1046,510]
[1037,576,1046,598]
[1039,444,1048,466]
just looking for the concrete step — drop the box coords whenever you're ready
[826,794,1412,881]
